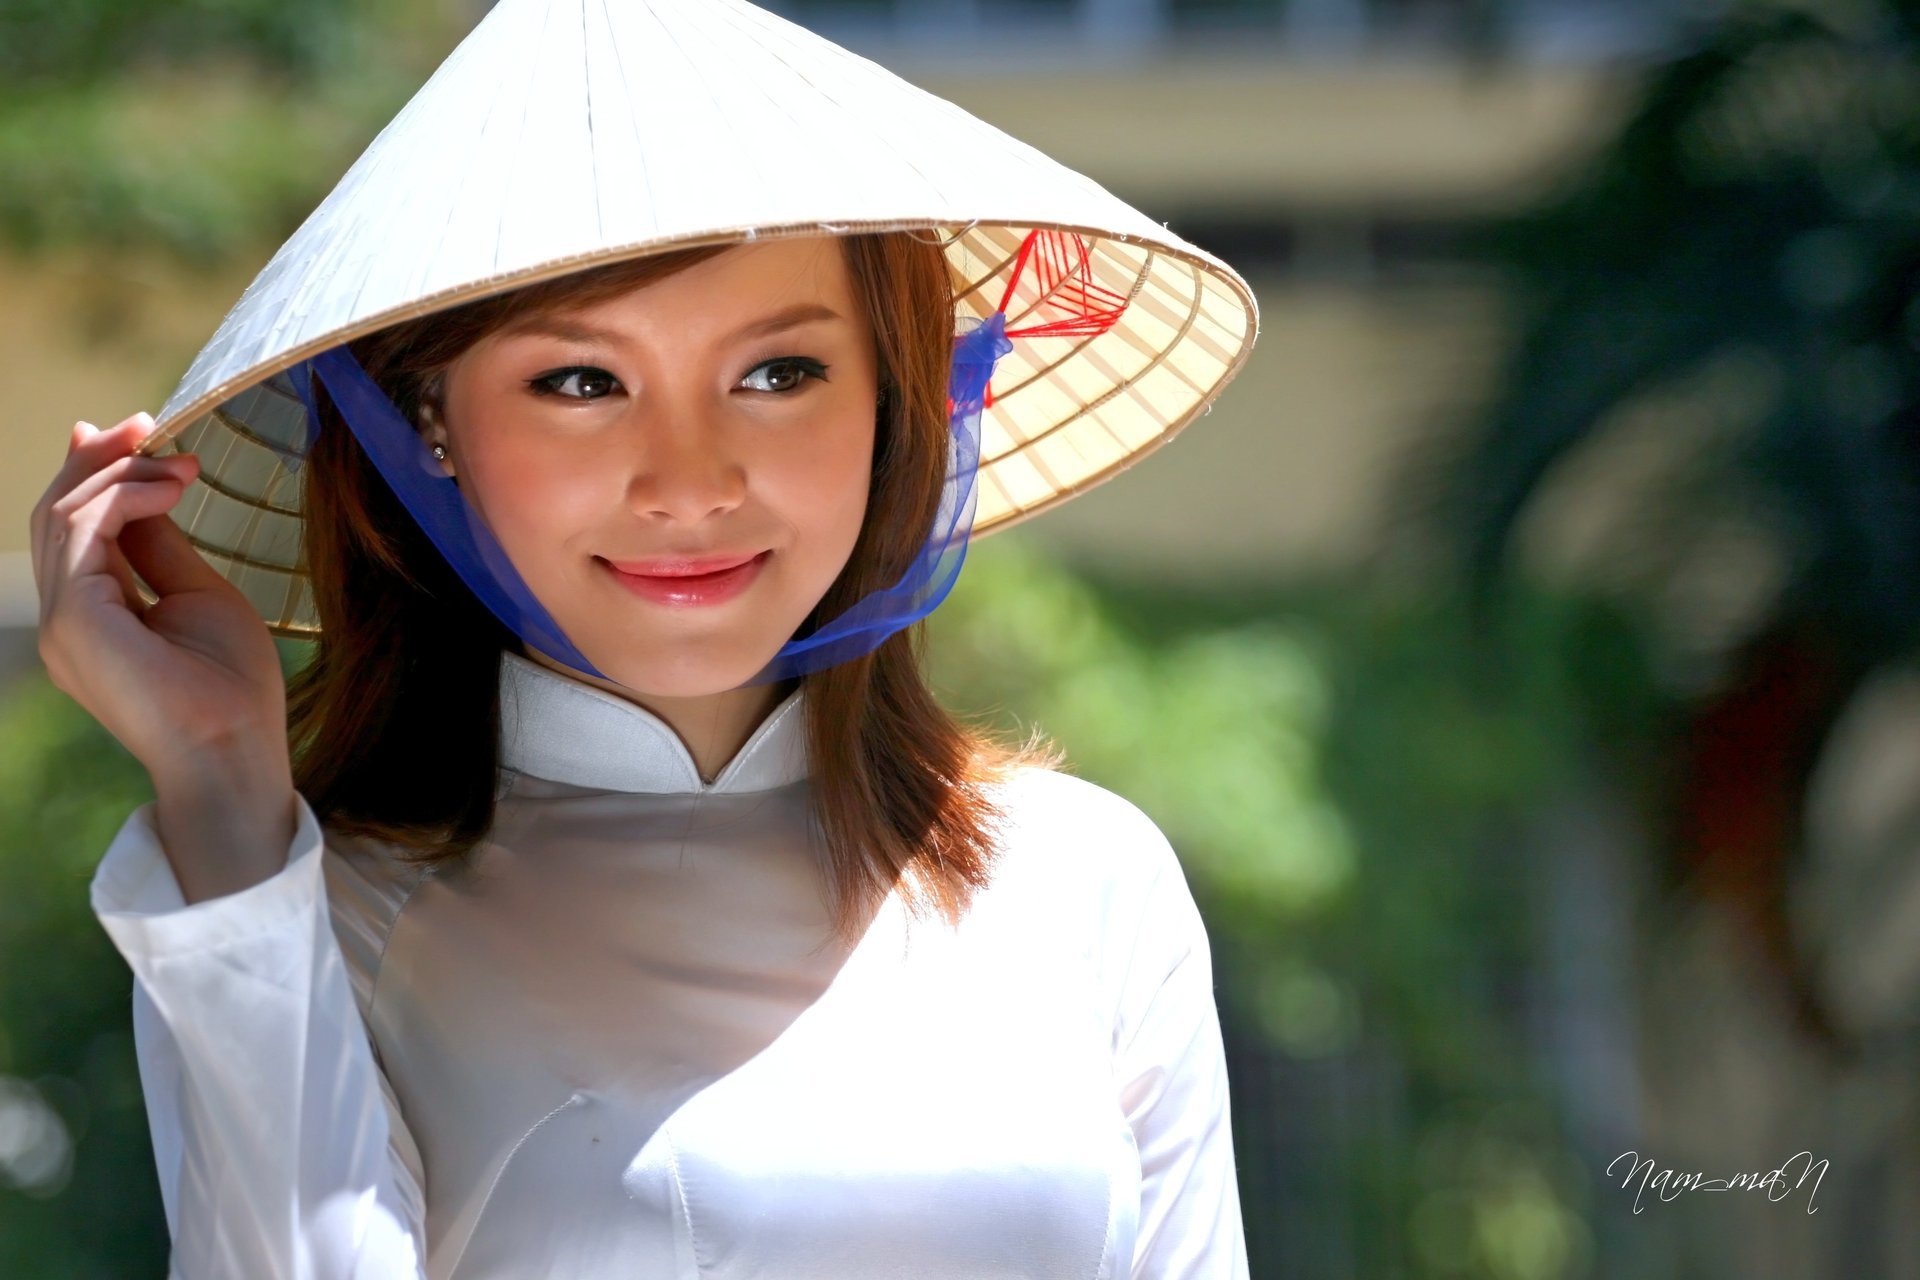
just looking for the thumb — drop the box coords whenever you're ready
[118,508,235,599]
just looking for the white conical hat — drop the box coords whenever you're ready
[134,0,1260,637]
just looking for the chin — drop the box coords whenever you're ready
[584,642,782,699]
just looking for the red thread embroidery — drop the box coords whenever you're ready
[947,229,1132,416]
[985,230,1131,409]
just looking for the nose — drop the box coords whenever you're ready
[623,409,747,523]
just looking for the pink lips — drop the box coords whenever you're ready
[606,551,760,577]
[600,551,770,607]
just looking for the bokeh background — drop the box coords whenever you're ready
[5,0,1920,1275]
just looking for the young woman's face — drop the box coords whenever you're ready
[433,237,879,697]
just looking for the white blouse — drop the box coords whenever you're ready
[89,650,1250,1278]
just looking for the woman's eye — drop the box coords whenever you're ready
[741,356,829,394]
[527,366,620,401]
[525,358,828,401]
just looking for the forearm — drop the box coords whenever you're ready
[95,796,429,1279]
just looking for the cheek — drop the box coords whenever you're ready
[458,433,604,559]
[773,413,875,554]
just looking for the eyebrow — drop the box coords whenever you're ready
[496,301,847,347]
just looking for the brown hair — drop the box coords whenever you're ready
[285,232,1064,945]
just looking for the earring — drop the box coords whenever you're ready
[431,443,448,460]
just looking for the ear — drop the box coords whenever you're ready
[417,399,457,478]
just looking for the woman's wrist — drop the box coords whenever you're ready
[150,753,299,906]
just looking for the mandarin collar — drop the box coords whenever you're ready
[497,650,809,794]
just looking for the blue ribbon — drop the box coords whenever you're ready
[285,307,1013,689]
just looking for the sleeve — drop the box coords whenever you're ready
[89,793,429,1280]
[1113,840,1249,1279]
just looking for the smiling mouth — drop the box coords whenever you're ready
[598,551,771,606]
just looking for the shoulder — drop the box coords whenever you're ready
[975,765,1191,940]
[986,764,1182,882]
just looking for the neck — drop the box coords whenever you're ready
[516,644,796,786]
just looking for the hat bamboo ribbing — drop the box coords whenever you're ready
[132,0,1261,637]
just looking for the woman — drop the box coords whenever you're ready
[30,1,1259,1276]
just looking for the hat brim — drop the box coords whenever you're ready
[134,217,1257,639]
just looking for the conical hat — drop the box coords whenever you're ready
[133,0,1260,638]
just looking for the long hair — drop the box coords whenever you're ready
[285,232,1063,945]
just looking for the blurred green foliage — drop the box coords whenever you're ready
[934,536,1359,921]
[939,534,1658,1064]
[0,78,399,263]
[1449,0,1920,674]
[0,674,167,1276]
[932,534,1662,1278]
[0,0,360,88]
[0,0,451,263]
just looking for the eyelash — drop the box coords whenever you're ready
[524,356,831,401]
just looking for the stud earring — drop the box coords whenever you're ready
[431,443,448,460]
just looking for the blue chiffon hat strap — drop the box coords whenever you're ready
[286,309,1014,690]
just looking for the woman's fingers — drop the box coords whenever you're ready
[48,453,197,527]
[31,408,209,632]
[117,493,226,600]
[34,413,162,581]
[43,412,166,514]
[60,412,153,477]
[34,476,190,693]
[56,477,192,607]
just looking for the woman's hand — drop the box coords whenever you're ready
[31,411,297,900]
